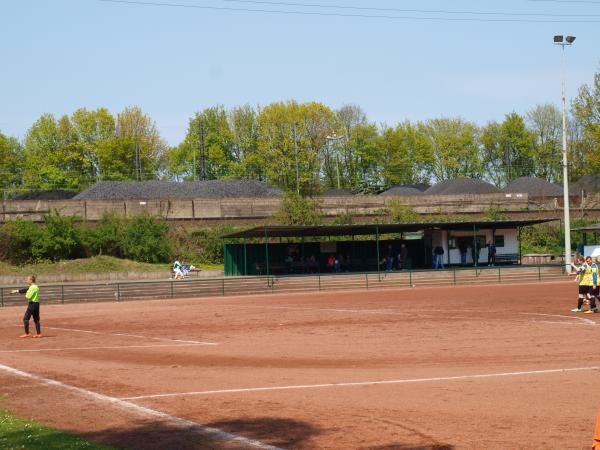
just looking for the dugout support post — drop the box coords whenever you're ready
[264,228,270,277]
[473,224,478,268]
[243,241,247,276]
[376,225,380,281]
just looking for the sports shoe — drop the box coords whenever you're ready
[19,334,30,338]
[571,308,583,313]
[32,334,43,338]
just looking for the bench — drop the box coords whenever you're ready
[494,253,519,264]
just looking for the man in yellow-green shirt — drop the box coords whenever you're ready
[11,275,42,338]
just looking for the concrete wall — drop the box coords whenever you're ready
[0,193,540,223]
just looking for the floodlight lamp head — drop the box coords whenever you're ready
[554,35,564,43]
[566,36,576,43]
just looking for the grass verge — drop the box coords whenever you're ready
[0,256,223,276]
[0,409,116,450]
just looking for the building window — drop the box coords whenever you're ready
[494,235,505,248]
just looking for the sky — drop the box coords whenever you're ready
[1,0,599,146]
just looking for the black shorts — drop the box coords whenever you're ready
[579,285,591,295]
[23,302,40,322]
[592,286,600,297]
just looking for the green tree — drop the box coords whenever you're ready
[572,71,600,174]
[169,106,234,180]
[22,114,91,190]
[420,117,483,181]
[526,104,562,182]
[256,101,335,196]
[378,122,432,187]
[115,106,168,180]
[481,113,535,186]
[346,123,381,193]
[229,105,262,180]
[0,131,24,191]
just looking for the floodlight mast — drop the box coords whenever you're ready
[554,34,576,272]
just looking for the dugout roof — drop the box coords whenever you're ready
[571,223,600,232]
[223,219,556,239]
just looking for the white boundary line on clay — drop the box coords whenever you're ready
[0,343,209,353]
[521,313,598,326]
[121,366,600,400]
[0,363,283,450]
[43,326,218,345]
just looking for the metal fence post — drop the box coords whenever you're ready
[409,270,412,287]
[498,267,501,283]
[538,266,541,281]
[116,283,121,302]
[318,275,321,291]
[453,268,456,285]
[170,280,174,298]
[222,278,225,296]
[0,287,3,307]
[61,285,65,304]
[365,272,369,289]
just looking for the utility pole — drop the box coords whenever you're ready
[192,125,197,181]
[199,119,207,180]
[293,124,300,195]
[554,34,576,272]
[134,140,141,181]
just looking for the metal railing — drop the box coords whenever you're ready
[0,265,565,308]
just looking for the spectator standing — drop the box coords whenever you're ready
[487,241,497,266]
[459,241,467,265]
[433,245,444,269]
[398,244,408,270]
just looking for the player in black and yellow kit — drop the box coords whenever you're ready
[11,275,42,338]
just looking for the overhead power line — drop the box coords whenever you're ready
[529,0,600,4]
[98,0,600,22]
[224,0,600,17]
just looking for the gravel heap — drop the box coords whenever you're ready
[503,177,563,197]
[571,174,600,194]
[74,180,283,200]
[425,178,501,195]
[13,190,78,200]
[322,188,353,197]
[379,185,425,196]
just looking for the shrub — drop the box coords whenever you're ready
[275,193,322,225]
[81,213,125,257]
[186,225,237,264]
[32,211,83,261]
[120,214,170,263]
[520,223,562,255]
[0,218,43,263]
[387,201,420,223]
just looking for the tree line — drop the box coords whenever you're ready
[1,71,600,197]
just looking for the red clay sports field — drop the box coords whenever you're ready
[0,280,598,449]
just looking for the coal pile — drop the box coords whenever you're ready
[425,178,501,195]
[504,177,562,197]
[13,190,78,200]
[571,174,600,194]
[379,185,425,196]
[74,180,283,200]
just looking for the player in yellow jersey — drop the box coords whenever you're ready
[572,257,593,313]
[585,256,600,314]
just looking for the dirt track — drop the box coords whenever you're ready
[0,281,598,449]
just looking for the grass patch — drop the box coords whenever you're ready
[0,255,223,276]
[0,409,116,450]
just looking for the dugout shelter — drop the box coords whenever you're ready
[223,219,556,276]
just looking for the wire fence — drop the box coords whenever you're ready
[0,265,566,308]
